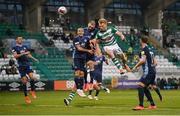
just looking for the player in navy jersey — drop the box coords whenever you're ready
[64,28,93,106]
[12,36,39,104]
[146,50,162,101]
[83,20,98,92]
[87,55,110,100]
[131,36,157,110]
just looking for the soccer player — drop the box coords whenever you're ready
[131,36,157,110]
[87,55,110,100]
[147,51,162,101]
[12,36,38,104]
[93,18,130,74]
[64,28,93,106]
[83,20,98,92]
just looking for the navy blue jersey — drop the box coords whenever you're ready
[72,36,89,59]
[139,45,155,74]
[12,45,30,66]
[84,27,98,40]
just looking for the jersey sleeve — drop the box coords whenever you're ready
[73,37,80,46]
[111,27,118,34]
[12,47,17,54]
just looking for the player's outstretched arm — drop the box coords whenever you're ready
[132,55,146,72]
[27,53,39,62]
[116,31,125,41]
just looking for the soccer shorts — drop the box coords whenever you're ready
[18,65,33,78]
[139,73,156,86]
[73,58,86,71]
[103,43,123,55]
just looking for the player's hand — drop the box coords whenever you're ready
[88,50,94,54]
[22,51,30,55]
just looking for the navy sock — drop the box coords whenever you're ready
[74,77,80,89]
[154,87,162,101]
[89,90,92,95]
[95,90,100,96]
[144,87,155,106]
[22,83,27,96]
[138,86,144,106]
[79,77,84,90]
[84,71,87,84]
[30,79,35,91]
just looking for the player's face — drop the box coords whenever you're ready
[77,28,84,37]
[16,37,23,44]
[99,22,107,31]
[88,23,95,31]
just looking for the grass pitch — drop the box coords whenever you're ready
[0,89,180,115]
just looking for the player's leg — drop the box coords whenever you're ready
[64,85,77,106]
[88,76,93,100]
[104,45,125,74]
[93,81,100,100]
[133,78,146,110]
[83,70,88,92]
[28,67,37,99]
[21,76,31,104]
[153,84,162,101]
[18,66,31,104]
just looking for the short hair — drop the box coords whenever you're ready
[16,36,23,40]
[88,20,95,25]
[98,18,107,24]
[141,35,149,43]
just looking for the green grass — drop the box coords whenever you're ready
[0,90,180,115]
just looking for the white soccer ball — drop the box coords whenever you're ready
[58,6,67,15]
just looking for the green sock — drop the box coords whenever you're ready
[112,58,123,70]
[67,92,75,102]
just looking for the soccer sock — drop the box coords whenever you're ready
[30,79,35,91]
[95,90,100,96]
[67,91,75,102]
[89,90,92,95]
[74,77,80,89]
[79,77,84,90]
[144,87,155,106]
[112,58,123,70]
[138,86,144,106]
[154,87,162,101]
[100,85,107,91]
[84,71,87,84]
[22,83,28,96]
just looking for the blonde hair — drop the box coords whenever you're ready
[98,18,107,24]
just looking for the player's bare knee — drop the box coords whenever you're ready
[74,70,80,77]
[137,82,145,87]
[79,71,84,77]
[21,77,27,84]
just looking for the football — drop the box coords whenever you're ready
[58,6,67,15]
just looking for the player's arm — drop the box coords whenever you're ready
[12,49,30,59]
[153,57,157,66]
[27,53,39,62]
[132,55,146,71]
[115,31,125,41]
[75,44,93,54]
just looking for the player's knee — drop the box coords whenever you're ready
[137,82,145,87]
[79,71,84,77]
[21,77,27,83]
[74,70,81,77]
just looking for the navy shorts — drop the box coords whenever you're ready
[18,65,33,78]
[93,64,103,83]
[139,73,156,86]
[86,53,95,62]
[73,58,86,71]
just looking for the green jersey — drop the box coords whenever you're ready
[95,27,118,46]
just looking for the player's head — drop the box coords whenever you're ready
[77,28,84,37]
[98,18,107,31]
[16,36,23,44]
[88,20,96,31]
[140,35,148,45]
